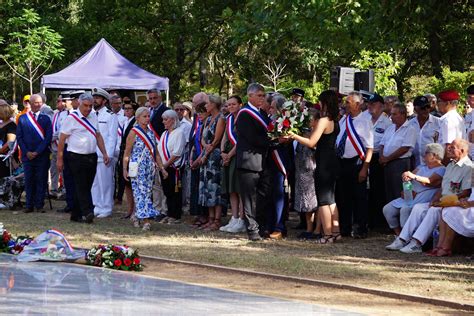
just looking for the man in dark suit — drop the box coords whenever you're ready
[236,83,270,241]
[17,94,53,213]
[148,88,168,138]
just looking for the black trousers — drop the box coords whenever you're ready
[67,152,97,220]
[63,147,75,210]
[368,153,387,229]
[161,166,183,219]
[115,159,125,201]
[336,157,369,236]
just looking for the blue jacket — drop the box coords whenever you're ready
[17,112,52,161]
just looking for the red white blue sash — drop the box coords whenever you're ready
[26,112,45,140]
[237,105,268,130]
[132,126,156,161]
[47,229,74,252]
[117,124,124,138]
[193,120,202,156]
[346,115,366,161]
[148,123,160,143]
[161,130,171,163]
[69,111,97,137]
[271,149,287,177]
[226,114,237,146]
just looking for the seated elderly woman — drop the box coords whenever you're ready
[432,190,474,257]
[386,139,472,253]
[157,109,186,224]
[383,143,445,238]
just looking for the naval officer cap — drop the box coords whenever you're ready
[69,90,86,99]
[91,87,111,100]
[291,88,305,97]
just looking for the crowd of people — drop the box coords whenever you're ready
[0,83,473,257]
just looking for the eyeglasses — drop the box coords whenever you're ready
[124,107,133,110]
[148,97,159,100]
[175,108,185,112]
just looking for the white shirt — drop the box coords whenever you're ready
[179,119,192,143]
[371,113,392,153]
[61,110,99,155]
[95,106,118,160]
[465,111,474,158]
[409,114,441,166]
[157,126,186,168]
[115,113,129,156]
[361,109,372,121]
[439,109,466,145]
[381,120,417,158]
[336,112,374,159]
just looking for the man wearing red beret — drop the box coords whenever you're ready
[437,89,465,162]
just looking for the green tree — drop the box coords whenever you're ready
[0,8,65,94]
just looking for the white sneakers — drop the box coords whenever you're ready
[220,217,238,232]
[220,217,246,233]
[400,240,423,254]
[385,237,407,250]
[386,237,423,253]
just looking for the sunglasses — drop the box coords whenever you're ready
[175,108,185,112]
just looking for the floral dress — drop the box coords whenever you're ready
[130,128,158,219]
[198,113,223,207]
[294,143,318,213]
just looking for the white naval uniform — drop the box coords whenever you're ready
[115,111,128,158]
[438,109,466,145]
[371,113,392,154]
[465,111,474,158]
[380,120,418,158]
[409,114,440,166]
[92,106,119,217]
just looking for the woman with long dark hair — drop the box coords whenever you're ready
[289,90,341,243]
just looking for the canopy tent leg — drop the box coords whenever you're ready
[165,89,169,107]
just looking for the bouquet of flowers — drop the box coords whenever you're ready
[0,223,33,254]
[267,101,310,139]
[86,244,143,271]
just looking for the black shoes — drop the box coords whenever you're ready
[57,207,71,213]
[84,213,94,224]
[23,207,34,213]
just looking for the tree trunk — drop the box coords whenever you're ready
[428,26,442,78]
[199,55,207,88]
[12,71,16,103]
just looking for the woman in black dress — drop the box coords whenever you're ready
[289,90,340,243]
[0,103,17,178]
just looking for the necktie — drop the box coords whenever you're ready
[336,131,347,158]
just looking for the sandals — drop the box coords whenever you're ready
[435,248,452,257]
[198,217,214,230]
[204,218,221,231]
[425,247,440,256]
[191,217,207,228]
[332,232,342,241]
[314,235,335,244]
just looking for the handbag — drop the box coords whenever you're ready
[128,147,147,178]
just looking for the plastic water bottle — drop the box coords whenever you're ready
[403,181,414,206]
[432,227,440,249]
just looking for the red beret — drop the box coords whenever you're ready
[438,90,460,102]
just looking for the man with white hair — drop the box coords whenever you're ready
[336,91,374,238]
[57,93,110,224]
[387,138,472,253]
[17,94,53,213]
[91,87,118,218]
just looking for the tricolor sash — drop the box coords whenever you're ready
[226,114,237,146]
[193,120,202,156]
[69,111,97,137]
[271,149,287,178]
[236,105,269,130]
[132,126,156,161]
[118,124,124,138]
[345,115,366,161]
[161,130,171,163]
[148,123,160,143]
[26,112,45,140]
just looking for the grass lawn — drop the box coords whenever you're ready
[1,198,473,305]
